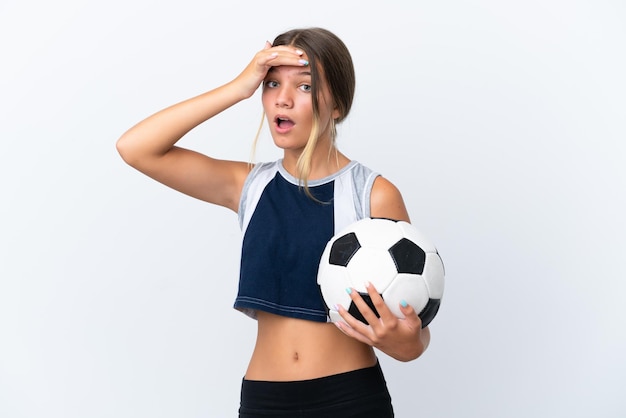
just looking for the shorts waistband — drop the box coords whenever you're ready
[240,361,390,410]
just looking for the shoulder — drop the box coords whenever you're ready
[244,160,280,186]
[370,176,410,222]
[238,160,282,225]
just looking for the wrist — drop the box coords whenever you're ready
[229,71,263,100]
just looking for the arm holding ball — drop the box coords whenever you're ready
[334,176,431,362]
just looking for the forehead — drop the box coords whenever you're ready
[267,65,312,78]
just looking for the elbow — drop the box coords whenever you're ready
[399,341,428,363]
[115,134,139,168]
[412,326,431,361]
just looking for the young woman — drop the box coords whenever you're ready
[117,27,430,417]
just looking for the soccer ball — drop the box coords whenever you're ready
[317,217,444,328]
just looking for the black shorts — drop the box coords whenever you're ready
[239,361,394,417]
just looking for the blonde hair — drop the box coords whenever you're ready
[250,114,338,201]
[295,116,339,200]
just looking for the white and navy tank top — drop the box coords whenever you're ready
[234,159,379,322]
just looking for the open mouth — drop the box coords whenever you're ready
[275,116,295,130]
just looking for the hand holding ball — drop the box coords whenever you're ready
[317,218,445,328]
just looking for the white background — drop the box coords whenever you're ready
[1,1,625,417]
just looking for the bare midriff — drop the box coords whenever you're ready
[244,310,377,381]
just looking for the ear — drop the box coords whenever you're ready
[332,107,341,120]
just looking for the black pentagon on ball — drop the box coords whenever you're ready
[329,232,361,267]
[348,292,381,325]
[418,298,441,328]
[389,238,426,274]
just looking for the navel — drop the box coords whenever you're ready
[293,351,299,361]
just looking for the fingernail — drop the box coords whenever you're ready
[295,49,304,55]
[400,299,408,308]
[270,52,278,57]
[298,59,309,66]
[345,287,352,295]
[364,281,371,288]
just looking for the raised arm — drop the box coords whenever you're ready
[116,43,307,211]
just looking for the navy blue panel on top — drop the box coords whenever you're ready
[235,173,335,322]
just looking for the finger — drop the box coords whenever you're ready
[259,53,308,69]
[334,305,375,346]
[336,300,366,330]
[345,286,384,328]
[262,45,303,56]
[267,45,303,55]
[398,300,423,329]
[264,40,272,49]
[272,54,308,67]
[363,281,397,324]
[335,320,373,346]
[336,300,378,339]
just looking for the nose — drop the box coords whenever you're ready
[275,86,293,108]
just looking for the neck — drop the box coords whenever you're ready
[282,146,350,181]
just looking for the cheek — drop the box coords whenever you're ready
[297,92,315,108]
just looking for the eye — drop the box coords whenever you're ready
[299,84,312,93]
[264,80,279,88]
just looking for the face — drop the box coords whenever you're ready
[261,60,340,153]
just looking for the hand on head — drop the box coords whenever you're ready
[234,42,309,99]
